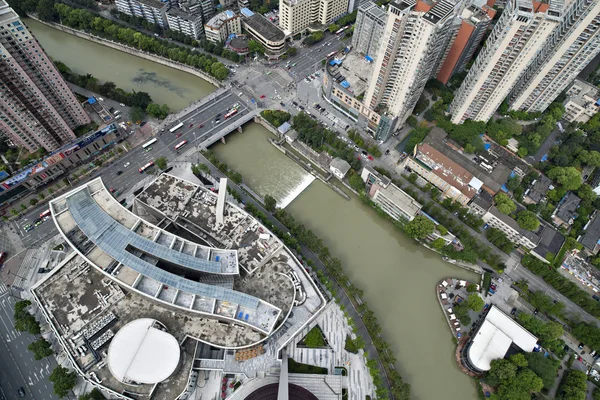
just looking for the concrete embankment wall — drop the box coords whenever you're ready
[29,17,222,88]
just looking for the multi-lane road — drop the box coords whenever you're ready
[286,34,349,82]
[7,90,247,249]
[0,282,59,400]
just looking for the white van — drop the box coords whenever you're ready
[114,115,122,120]
[114,110,121,115]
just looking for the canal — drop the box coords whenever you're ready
[26,18,215,111]
[212,125,479,400]
[30,20,479,400]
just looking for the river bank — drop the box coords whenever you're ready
[29,16,222,88]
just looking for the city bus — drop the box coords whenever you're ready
[224,109,238,119]
[326,51,337,59]
[174,140,188,151]
[169,122,184,133]
[40,209,50,219]
[142,138,158,150]
[139,161,155,173]
[335,26,347,35]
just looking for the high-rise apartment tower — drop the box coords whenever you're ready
[364,0,460,138]
[449,0,560,124]
[509,0,600,113]
[0,1,90,152]
[352,1,388,59]
[279,0,349,33]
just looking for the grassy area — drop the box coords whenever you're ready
[288,358,327,375]
[483,272,492,292]
[73,121,99,137]
[299,326,327,348]
[52,244,64,251]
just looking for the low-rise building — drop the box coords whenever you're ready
[330,158,351,179]
[552,192,581,228]
[241,11,287,59]
[523,174,553,205]
[464,305,538,372]
[563,79,600,124]
[403,142,481,206]
[116,0,167,27]
[579,212,600,255]
[482,207,540,249]
[0,124,120,210]
[361,165,422,221]
[531,224,565,264]
[467,191,494,217]
[205,10,241,43]
[166,7,205,39]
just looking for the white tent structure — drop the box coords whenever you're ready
[108,318,180,384]
[467,306,538,371]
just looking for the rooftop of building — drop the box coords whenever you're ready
[326,51,373,99]
[565,78,600,107]
[532,224,565,260]
[471,190,493,211]
[49,177,287,337]
[358,1,388,18]
[136,0,167,9]
[580,212,600,252]
[0,1,18,23]
[524,174,553,203]
[374,181,422,217]
[330,157,351,175]
[243,13,286,42]
[553,192,581,223]
[488,206,540,245]
[467,305,538,371]
[206,10,238,28]
[414,141,479,200]
[166,5,201,21]
[423,128,530,194]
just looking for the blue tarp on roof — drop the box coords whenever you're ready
[596,98,600,106]
[541,154,548,162]
[501,184,508,192]
[484,143,491,151]
[340,81,350,88]
[88,97,97,105]
[365,55,374,62]
[509,171,516,178]
[240,7,254,17]
[329,59,342,66]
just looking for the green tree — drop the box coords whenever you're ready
[28,338,54,360]
[593,387,600,400]
[328,23,340,33]
[466,294,484,312]
[485,358,517,387]
[557,370,587,400]
[49,366,78,398]
[404,215,435,239]
[20,204,27,211]
[547,166,582,190]
[437,225,448,235]
[264,194,277,212]
[431,238,445,250]
[29,198,38,206]
[517,147,528,158]
[303,326,325,348]
[516,210,540,231]
[129,106,145,122]
[524,352,560,390]
[509,353,528,368]
[79,388,106,400]
[495,193,516,214]
[155,156,168,170]
[37,0,58,22]
[466,283,477,293]
[348,174,365,192]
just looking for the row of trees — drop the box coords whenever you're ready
[236,197,410,399]
[36,1,230,80]
[201,150,243,184]
[522,254,600,318]
[484,354,544,398]
[485,227,515,254]
[347,129,381,157]
[292,112,361,171]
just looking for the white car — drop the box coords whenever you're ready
[124,162,131,168]
[119,103,125,107]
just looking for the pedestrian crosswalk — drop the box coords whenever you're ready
[0,281,7,296]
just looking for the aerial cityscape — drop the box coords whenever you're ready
[1,0,600,398]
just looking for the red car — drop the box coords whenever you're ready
[189,123,194,128]
[176,133,182,137]
[198,124,204,128]
[260,95,266,98]
[109,188,115,193]
[367,155,374,160]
